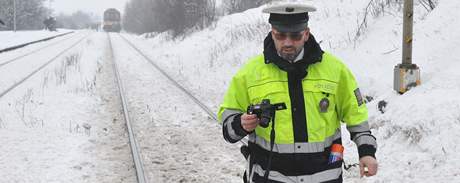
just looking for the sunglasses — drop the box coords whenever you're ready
[273,31,305,41]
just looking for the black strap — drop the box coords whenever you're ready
[243,170,248,183]
[263,112,276,183]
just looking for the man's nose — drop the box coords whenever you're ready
[282,38,294,46]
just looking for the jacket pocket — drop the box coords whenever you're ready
[247,81,288,105]
[302,80,339,141]
[302,80,337,114]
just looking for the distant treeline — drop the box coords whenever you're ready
[55,11,97,30]
[0,0,50,30]
[122,0,273,36]
[0,0,97,31]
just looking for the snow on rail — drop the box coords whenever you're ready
[0,31,74,54]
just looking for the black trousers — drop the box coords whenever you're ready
[249,173,343,183]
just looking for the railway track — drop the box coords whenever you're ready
[107,33,147,183]
[117,34,248,146]
[0,32,79,68]
[118,34,218,121]
[0,31,242,182]
[0,33,92,99]
[107,33,246,183]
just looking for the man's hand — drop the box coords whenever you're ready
[241,114,259,132]
[359,156,378,177]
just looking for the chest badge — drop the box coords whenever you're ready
[319,98,330,113]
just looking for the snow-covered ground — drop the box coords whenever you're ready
[0,32,136,182]
[0,29,244,182]
[0,29,73,50]
[1,0,459,182]
[124,0,460,182]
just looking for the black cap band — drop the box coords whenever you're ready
[269,12,309,25]
[269,12,309,33]
[271,23,308,33]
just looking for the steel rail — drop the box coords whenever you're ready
[0,31,74,54]
[118,34,218,121]
[0,33,90,99]
[107,33,147,183]
[117,34,248,146]
[0,32,79,68]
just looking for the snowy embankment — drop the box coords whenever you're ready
[360,1,460,181]
[0,29,72,50]
[126,0,460,182]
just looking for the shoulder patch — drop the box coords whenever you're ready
[354,88,364,106]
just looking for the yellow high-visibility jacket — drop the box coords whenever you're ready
[218,39,377,182]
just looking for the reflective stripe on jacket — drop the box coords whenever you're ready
[219,52,368,141]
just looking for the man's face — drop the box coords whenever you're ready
[271,27,310,61]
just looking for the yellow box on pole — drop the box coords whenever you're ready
[394,64,421,94]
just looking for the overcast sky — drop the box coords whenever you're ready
[50,0,129,15]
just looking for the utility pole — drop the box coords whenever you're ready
[13,0,17,32]
[49,0,53,15]
[394,0,421,94]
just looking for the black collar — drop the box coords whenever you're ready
[263,32,323,80]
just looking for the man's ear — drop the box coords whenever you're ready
[304,27,311,42]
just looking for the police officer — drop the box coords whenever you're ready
[218,3,378,183]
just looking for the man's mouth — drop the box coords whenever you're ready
[282,47,295,53]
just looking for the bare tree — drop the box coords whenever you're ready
[223,0,273,14]
[418,0,437,11]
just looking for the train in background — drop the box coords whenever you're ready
[103,8,121,32]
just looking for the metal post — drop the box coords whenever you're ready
[13,0,16,32]
[402,0,413,65]
[394,0,421,94]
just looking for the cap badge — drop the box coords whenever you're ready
[285,7,295,12]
